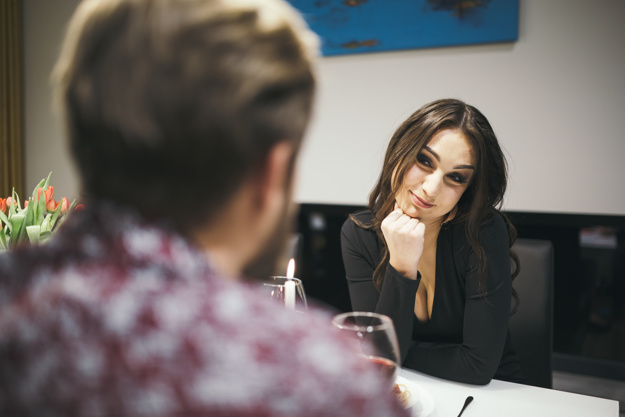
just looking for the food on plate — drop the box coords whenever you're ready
[393,383,412,408]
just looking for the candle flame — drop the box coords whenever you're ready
[286,258,295,278]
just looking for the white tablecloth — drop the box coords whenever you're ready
[399,367,619,417]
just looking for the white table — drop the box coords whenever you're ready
[399,367,619,417]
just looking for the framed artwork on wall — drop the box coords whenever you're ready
[287,0,519,56]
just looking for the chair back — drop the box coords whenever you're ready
[509,238,554,388]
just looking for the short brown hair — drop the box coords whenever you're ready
[53,0,318,234]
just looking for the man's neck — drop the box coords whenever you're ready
[190,185,264,280]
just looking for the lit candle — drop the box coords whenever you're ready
[285,258,295,310]
[286,258,295,279]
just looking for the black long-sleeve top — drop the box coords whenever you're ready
[341,210,524,385]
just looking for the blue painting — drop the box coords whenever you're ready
[286,0,519,56]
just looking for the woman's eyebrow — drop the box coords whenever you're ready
[423,145,475,170]
[423,145,440,162]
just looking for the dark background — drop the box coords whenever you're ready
[295,203,625,381]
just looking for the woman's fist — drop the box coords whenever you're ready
[381,206,425,280]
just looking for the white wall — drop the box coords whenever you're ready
[23,0,81,201]
[23,0,625,216]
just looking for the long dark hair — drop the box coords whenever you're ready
[352,99,519,310]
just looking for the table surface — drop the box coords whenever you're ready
[399,367,619,417]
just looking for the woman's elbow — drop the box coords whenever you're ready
[463,362,498,385]
[466,373,493,386]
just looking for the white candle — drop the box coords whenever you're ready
[285,258,296,310]
[284,280,295,310]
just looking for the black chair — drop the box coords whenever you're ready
[509,238,555,388]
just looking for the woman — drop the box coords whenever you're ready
[341,98,524,385]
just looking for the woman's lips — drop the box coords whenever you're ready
[410,191,434,209]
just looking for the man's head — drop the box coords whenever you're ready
[53,0,318,277]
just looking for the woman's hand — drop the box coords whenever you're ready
[381,204,425,280]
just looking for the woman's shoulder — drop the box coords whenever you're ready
[350,209,375,223]
[447,211,509,246]
[342,209,374,227]
[341,210,383,266]
[341,210,377,242]
[481,211,509,241]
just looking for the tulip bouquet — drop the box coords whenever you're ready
[0,173,83,251]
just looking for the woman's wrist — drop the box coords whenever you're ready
[389,259,418,280]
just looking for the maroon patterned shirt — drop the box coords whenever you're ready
[0,203,408,417]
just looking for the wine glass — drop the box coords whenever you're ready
[261,276,308,311]
[332,312,400,382]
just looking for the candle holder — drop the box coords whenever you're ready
[262,276,307,311]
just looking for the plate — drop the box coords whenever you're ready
[395,376,435,417]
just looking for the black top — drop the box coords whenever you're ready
[341,210,524,385]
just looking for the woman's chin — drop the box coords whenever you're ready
[402,206,421,219]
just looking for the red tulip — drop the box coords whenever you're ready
[74,204,85,211]
[46,199,59,212]
[6,196,13,207]
[0,198,6,213]
[37,186,54,204]
[24,200,29,208]
[60,197,69,215]
[45,186,54,204]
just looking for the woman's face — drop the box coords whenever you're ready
[394,128,475,223]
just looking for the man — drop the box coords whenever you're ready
[0,0,408,416]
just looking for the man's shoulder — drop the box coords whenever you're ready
[0,262,407,416]
[171,280,407,415]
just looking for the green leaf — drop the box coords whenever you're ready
[0,228,8,250]
[0,210,10,231]
[9,212,25,245]
[32,190,40,222]
[9,211,24,229]
[28,173,52,224]
[22,207,35,246]
[26,225,41,245]
[37,193,46,225]
[13,188,23,211]
[53,199,80,231]
[30,173,51,200]
[8,189,18,217]
[43,172,52,190]
[55,213,69,230]
[48,203,63,231]
[24,203,34,229]
[41,213,51,233]
[30,198,37,227]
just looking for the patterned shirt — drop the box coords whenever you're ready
[0,202,408,417]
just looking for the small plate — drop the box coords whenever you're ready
[395,376,435,417]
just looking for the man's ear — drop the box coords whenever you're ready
[253,141,294,210]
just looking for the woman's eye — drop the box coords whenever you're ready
[448,173,468,184]
[417,154,431,167]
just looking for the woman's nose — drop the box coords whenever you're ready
[422,173,442,198]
